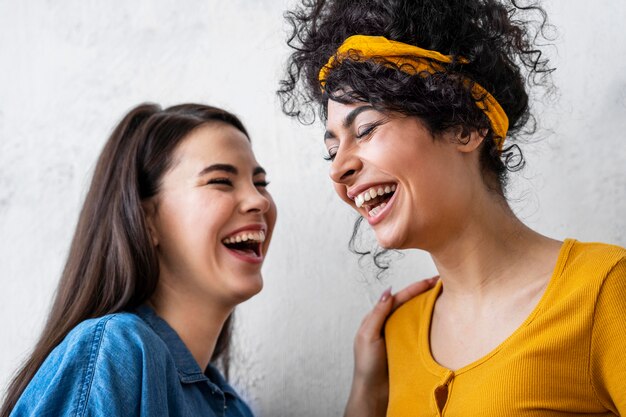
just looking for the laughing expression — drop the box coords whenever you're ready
[324,100,477,250]
[147,122,277,305]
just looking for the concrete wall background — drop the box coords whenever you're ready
[0,1,624,416]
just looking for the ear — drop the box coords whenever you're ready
[141,199,159,247]
[455,128,488,154]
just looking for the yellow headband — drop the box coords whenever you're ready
[319,35,509,150]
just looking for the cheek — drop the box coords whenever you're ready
[156,201,185,240]
[378,133,423,168]
[158,195,223,246]
[159,210,206,249]
[263,203,278,250]
[267,197,278,232]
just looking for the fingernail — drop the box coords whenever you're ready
[379,287,392,302]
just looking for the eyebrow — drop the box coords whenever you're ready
[198,164,237,177]
[324,105,376,141]
[197,164,266,177]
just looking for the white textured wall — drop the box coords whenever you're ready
[0,1,624,416]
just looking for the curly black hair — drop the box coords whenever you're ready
[278,0,555,274]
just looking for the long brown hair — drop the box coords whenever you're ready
[1,103,249,416]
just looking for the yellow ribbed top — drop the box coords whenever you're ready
[385,239,626,416]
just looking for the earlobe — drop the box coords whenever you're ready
[455,128,488,153]
[142,200,159,247]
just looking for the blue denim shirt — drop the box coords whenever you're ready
[11,305,254,417]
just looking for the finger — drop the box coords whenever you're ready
[391,277,439,311]
[359,287,394,340]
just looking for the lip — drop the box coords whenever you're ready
[364,184,399,226]
[347,181,398,200]
[224,246,264,264]
[222,223,267,239]
[221,223,268,265]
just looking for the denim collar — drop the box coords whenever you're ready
[134,304,237,396]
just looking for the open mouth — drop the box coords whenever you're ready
[222,230,266,258]
[354,184,397,217]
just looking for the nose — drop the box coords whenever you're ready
[329,143,362,185]
[240,184,271,214]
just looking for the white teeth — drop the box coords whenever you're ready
[368,202,388,217]
[353,184,397,208]
[223,230,266,245]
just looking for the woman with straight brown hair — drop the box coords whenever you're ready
[1,103,278,416]
[1,101,431,417]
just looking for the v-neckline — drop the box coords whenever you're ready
[418,238,576,376]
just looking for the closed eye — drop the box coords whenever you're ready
[356,117,389,139]
[206,177,233,186]
[356,120,385,139]
[323,145,339,162]
[254,180,270,187]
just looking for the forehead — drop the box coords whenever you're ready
[173,122,257,169]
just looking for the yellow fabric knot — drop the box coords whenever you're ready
[319,35,509,150]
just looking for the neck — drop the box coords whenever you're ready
[149,282,233,372]
[428,193,560,302]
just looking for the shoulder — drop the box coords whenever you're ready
[68,310,159,344]
[557,240,626,329]
[586,246,626,408]
[385,281,440,337]
[13,312,170,416]
[67,311,174,382]
[38,311,159,366]
[589,244,626,311]
[565,239,626,270]
[58,311,166,365]
[559,239,626,287]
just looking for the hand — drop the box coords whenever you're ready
[344,277,439,417]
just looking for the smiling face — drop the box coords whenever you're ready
[146,122,277,307]
[324,99,483,251]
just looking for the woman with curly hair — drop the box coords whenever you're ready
[279,0,626,415]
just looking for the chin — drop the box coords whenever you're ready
[230,275,264,303]
[373,227,406,250]
[375,236,403,250]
